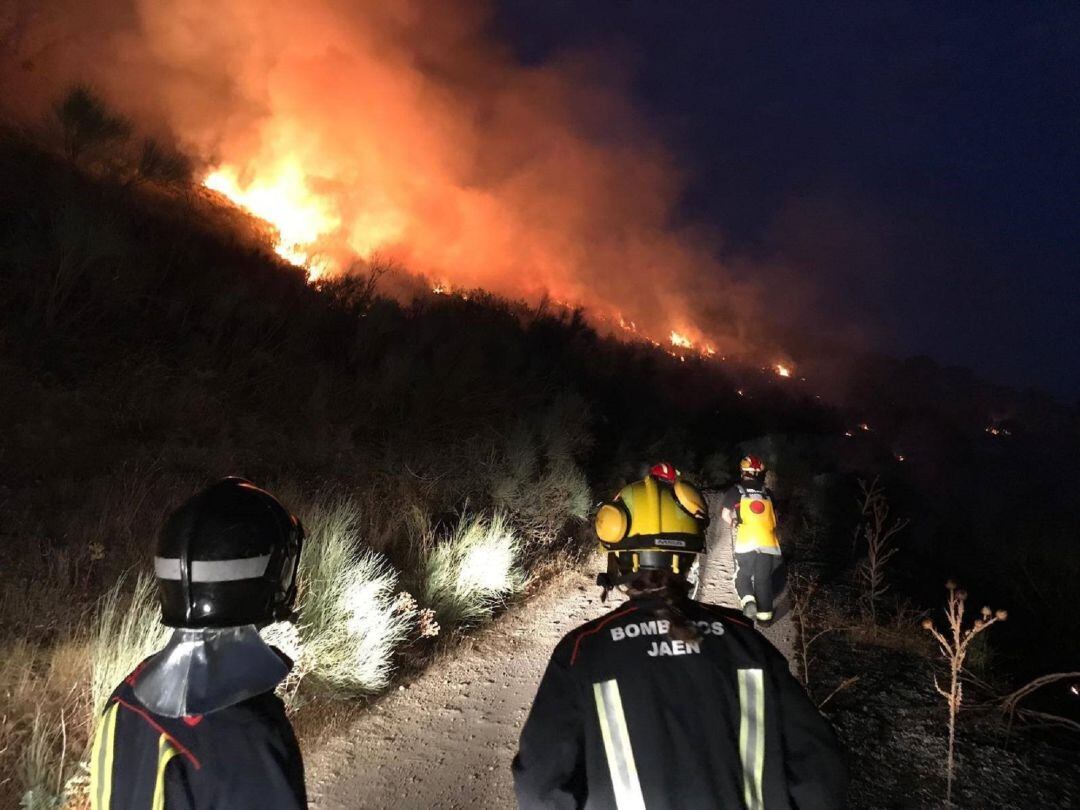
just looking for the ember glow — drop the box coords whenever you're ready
[0,0,785,358]
[775,363,793,378]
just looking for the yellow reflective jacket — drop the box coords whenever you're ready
[733,484,780,554]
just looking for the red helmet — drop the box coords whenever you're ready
[649,462,678,484]
[739,455,765,475]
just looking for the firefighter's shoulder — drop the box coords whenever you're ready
[693,600,752,626]
[690,601,760,640]
[553,601,643,667]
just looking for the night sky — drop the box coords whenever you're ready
[496,1,1080,400]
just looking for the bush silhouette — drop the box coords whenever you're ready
[54,86,131,163]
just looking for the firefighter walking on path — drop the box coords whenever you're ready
[722,456,784,624]
[514,461,846,810]
[90,478,308,809]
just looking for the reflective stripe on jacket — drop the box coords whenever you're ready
[90,666,306,809]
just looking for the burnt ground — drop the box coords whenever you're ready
[819,635,1080,809]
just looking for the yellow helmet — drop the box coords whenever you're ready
[593,470,709,583]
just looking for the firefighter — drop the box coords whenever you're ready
[90,478,308,809]
[513,462,846,809]
[722,455,783,623]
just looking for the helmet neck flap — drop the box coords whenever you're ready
[133,625,290,718]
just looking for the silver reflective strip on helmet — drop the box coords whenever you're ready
[154,554,271,582]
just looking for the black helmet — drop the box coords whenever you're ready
[155,478,304,628]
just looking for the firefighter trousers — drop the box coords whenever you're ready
[734,551,781,617]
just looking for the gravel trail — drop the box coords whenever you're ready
[308,497,793,809]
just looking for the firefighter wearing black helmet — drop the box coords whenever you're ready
[90,478,307,809]
[513,463,846,810]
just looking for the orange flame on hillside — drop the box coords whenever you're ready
[670,331,694,349]
[204,166,337,279]
[4,0,786,360]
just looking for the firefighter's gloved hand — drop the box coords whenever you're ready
[596,572,615,602]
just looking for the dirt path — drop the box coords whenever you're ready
[308,500,794,809]
[305,565,608,809]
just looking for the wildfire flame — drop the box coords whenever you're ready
[775,363,792,378]
[204,166,337,279]
[670,331,694,349]
[5,0,800,367]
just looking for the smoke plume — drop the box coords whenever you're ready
[2,0,769,352]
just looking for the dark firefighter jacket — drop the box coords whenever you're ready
[89,663,306,809]
[513,597,846,810]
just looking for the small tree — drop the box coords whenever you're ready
[854,478,908,623]
[921,581,1007,806]
[136,138,193,186]
[54,86,131,163]
[317,262,389,316]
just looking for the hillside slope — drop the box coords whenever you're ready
[1,131,1077,808]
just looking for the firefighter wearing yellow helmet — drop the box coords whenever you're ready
[593,462,708,597]
[721,455,783,623]
[514,460,847,808]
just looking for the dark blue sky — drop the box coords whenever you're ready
[496,1,1080,399]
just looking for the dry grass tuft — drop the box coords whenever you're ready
[282,495,417,697]
[421,511,525,627]
[88,573,169,719]
[0,637,95,809]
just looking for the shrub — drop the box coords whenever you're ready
[53,86,131,164]
[486,394,593,546]
[284,496,415,696]
[136,139,193,186]
[421,511,525,627]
